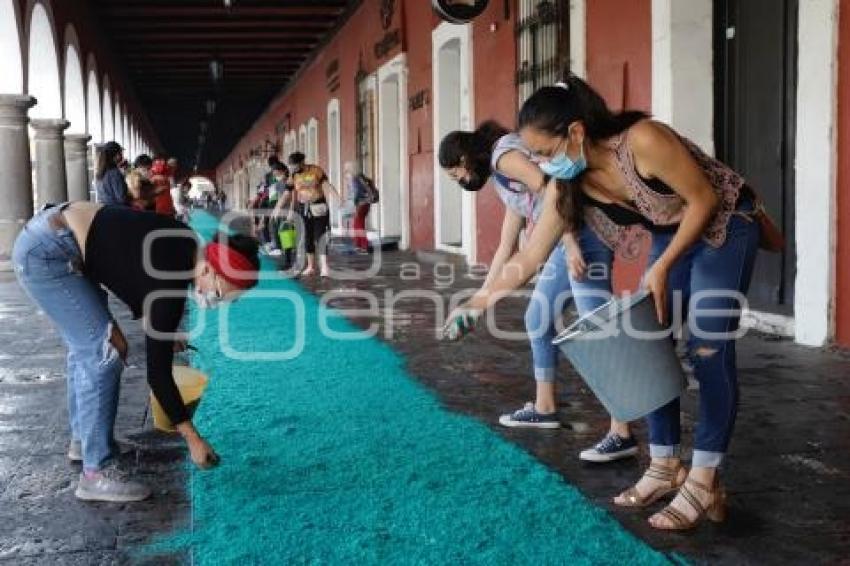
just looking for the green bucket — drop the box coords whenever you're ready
[278,224,297,250]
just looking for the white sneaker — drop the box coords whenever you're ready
[75,464,151,502]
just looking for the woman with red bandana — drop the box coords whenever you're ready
[12,201,260,502]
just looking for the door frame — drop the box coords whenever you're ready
[376,52,410,250]
[432,21,476,262]
[326,98,342,232]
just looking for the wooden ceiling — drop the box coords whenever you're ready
[93,0,354,172]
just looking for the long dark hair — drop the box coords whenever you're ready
[95,142,122,180]
[438,120,508,191]
[519,75,649,230]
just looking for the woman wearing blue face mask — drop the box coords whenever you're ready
[439,121,638,463]
[450,75,761,531]
[12,202,260,502]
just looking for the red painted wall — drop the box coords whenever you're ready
[586,0,652,292]
[218,0,517,263]
[836,0,850,345]
[472,2,518,263]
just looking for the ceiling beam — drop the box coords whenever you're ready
[124,48,309,60]
[107,20,336,31]
[114,32,321,42]
[101,7,346,19]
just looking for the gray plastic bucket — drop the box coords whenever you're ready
[553,290,686,422]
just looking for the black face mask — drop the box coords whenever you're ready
[457,160,491,192]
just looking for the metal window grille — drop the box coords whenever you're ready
[516,0,570,106]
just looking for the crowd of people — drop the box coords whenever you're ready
[9,69,777,535]
[248,151,378,276]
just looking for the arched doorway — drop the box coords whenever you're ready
[26,1,61,120]
[432,22,475,260]
[377,52,410,249]
[86,64,101,142]
[102,76,114,141]
[63,28,86,134]
[0,0,24,93]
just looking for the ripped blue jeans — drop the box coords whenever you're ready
[525,226,614,382]
[646,201,760,468]
[12,206,123,471]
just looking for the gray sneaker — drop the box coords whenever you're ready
[74,464,151,502]
[68,439,82,462]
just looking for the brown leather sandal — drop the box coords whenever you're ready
[614,462,687,508]
[650,476,727,531]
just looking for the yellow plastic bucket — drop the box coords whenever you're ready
[151,365,209,432]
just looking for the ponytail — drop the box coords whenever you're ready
[518,75,648,141]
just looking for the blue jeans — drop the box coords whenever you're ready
[12,206,123,471]
[525,226,614,382]
[645,203,759,467]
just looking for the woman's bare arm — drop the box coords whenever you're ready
[482,208,525,289]
[469,181,565,310]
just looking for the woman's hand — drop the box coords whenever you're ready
[643,260,670,325]
[441,303,483,341]
[177,422,220,469]
[567,250,587,280]
[110,324,128,363]
[188,436,220,469]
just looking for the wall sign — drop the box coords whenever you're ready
[326,58,340,92]
[374,29,401,59]
[380,0,396,30]
[432,0,489,24]
[408,89,431,111]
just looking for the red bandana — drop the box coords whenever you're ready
[204,242,257,290]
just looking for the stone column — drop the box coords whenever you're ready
[0,95,37,270]
[30,118,70,210]
[64,134,92,202]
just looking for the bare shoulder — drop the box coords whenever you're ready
[625,120,680,156]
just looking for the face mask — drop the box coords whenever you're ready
[458,160,491,192]
[540,141,587,180]
[194,288,221,310]
[194,273,224,310]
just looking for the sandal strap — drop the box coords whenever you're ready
[678,484,706,516]
[685,476,715,494]
[659,505,691,528]
[644,463,680,483]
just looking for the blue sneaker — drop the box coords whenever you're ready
[498,402,561,429]
[579,433,639,463]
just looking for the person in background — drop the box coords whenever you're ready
[95,142,130,206]
[345,162,376,255]
[284,152,339,278]
[266,162,292,259]
[125,171,156,211]
[150,158,177,217]
[12,202,260,502]
[133,154,153,179]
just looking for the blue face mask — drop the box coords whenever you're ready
[539,143,587,180]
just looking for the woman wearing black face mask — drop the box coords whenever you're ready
[438,122,638,463]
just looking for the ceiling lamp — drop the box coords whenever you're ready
[209,59,224,83]
[223,0,233,7]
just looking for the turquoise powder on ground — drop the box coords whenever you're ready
[144,212,671,565]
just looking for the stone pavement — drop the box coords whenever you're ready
[0,270,188,565]
[298,249,850,565]
[1,245,849,564]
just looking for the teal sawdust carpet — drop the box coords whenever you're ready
[147,211,669,565]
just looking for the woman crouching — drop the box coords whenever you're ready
[12,202,260,502]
